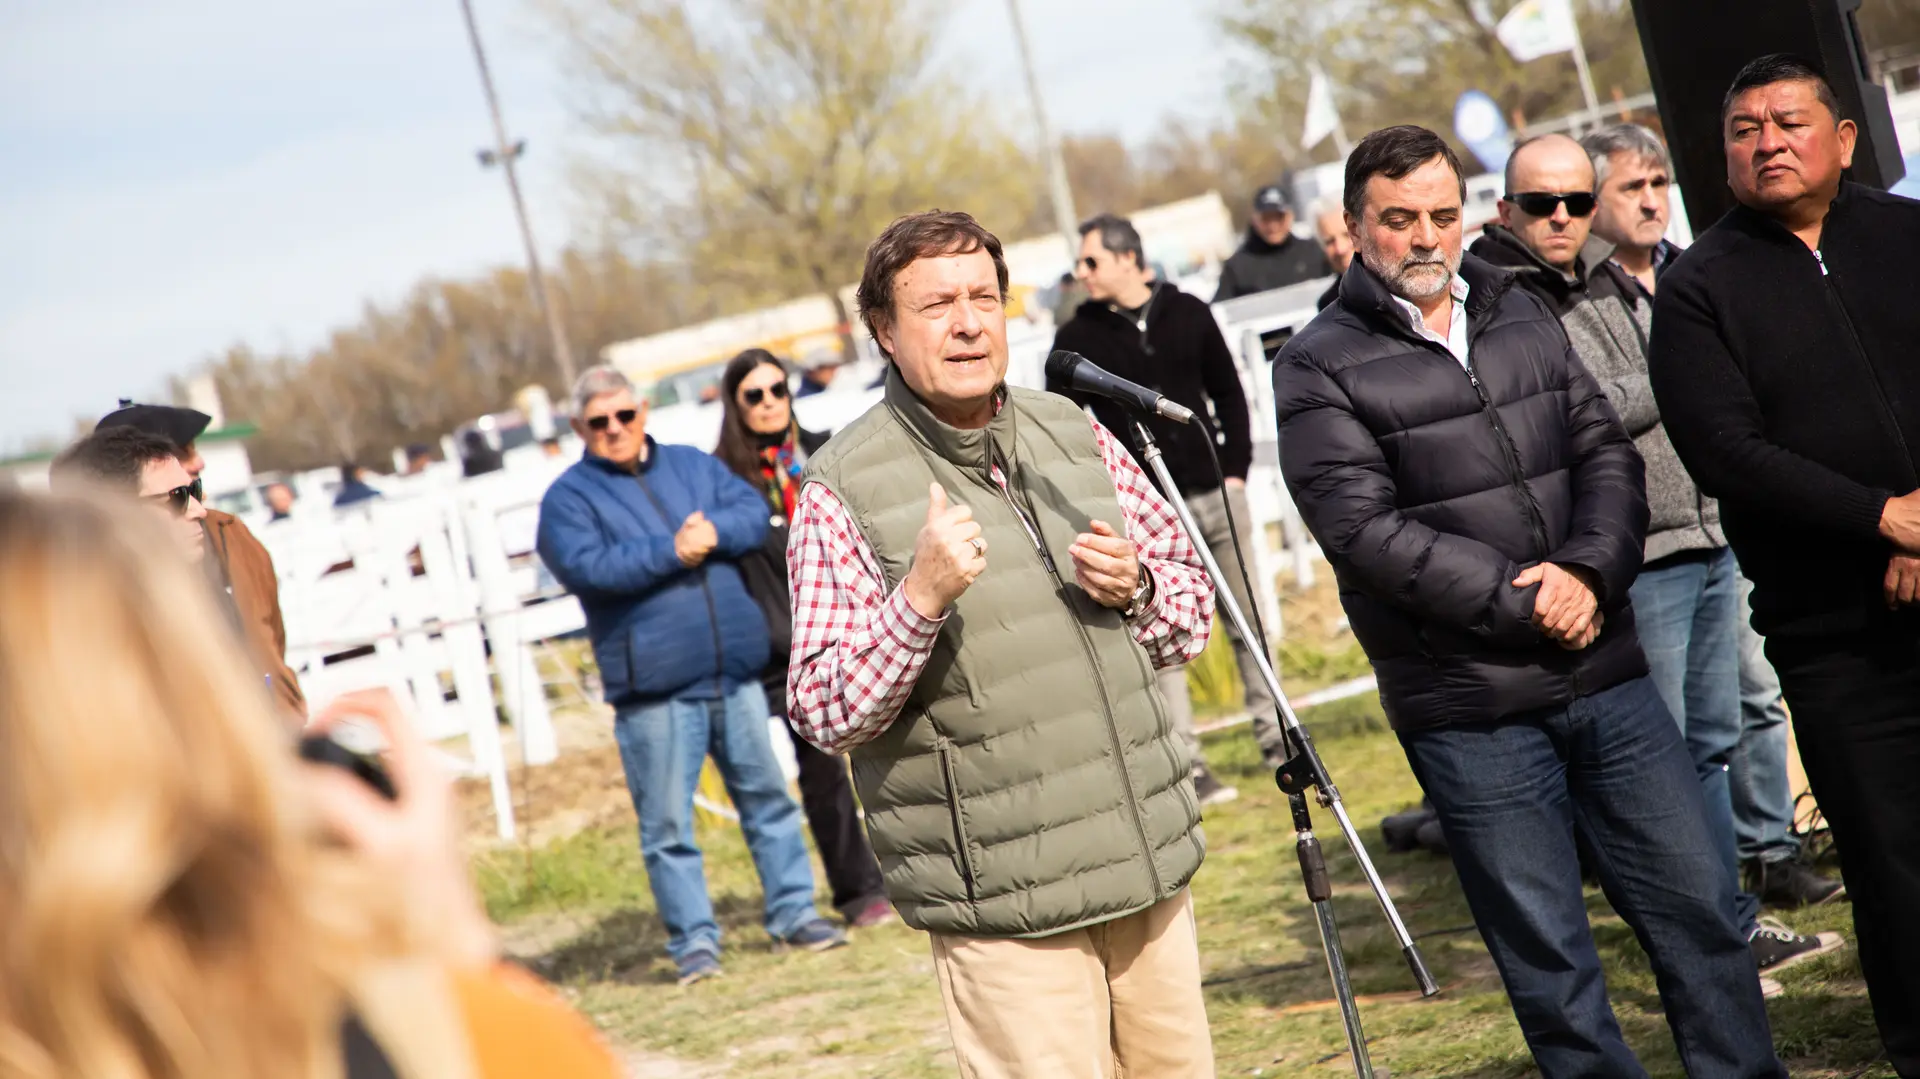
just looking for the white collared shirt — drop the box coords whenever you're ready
[1389,273,1471,370]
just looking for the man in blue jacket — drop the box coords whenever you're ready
[538,365,844,986]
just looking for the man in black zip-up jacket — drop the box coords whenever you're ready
[1051,212,1278,795]
[1278,125,1783,1077]
[1648,55,1920,1072]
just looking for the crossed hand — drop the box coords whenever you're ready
[1876,492,1920,607]
[1513,562,1604,651]
[675,511,717,567]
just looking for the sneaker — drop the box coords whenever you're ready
[676,948,723,987]
[1193,765,1239,808]
[848,897,897,929]
[779,918,849,953]
[1749,917,1845,974]
[1746,857,1846,908]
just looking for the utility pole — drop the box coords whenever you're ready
[459,0,577,389]
[1006,0,1080,264]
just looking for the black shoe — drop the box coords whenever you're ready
[1381,804,1435,852]
[779,919,849,953]
[1746,857,1846,908]
[1748,917,1845,974]
[1192,765,1239,808]
[1413,817,1449,857]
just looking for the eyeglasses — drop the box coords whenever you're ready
[146,477,204,517]
[1506,191,1597,218]
[742,382,790,407]
[1081,255,1101,271]
[585,408,639,431]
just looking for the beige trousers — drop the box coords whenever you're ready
[928,889,1215,1079]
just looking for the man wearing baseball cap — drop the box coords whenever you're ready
[1213,181,1334,302]
[97,401,306,721]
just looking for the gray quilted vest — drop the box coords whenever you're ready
[803,368,1204,938]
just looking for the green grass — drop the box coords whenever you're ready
[1185,611,1374,718]
[476,700,1887,1078]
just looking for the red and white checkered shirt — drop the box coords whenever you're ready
[786,415,1214,754]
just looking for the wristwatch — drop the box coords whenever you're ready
[1121,568,1157,622]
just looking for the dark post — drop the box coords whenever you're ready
[1628,0,1904,231]
[459,0,578,389]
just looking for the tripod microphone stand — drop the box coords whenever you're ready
[1131,422,1438,1079]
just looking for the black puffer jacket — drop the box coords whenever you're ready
[1274,254,1649,731]
[1214,229,1332,302]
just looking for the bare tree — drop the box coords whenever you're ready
[546,0,1043,359]
[204,246,699,474]
[1219,0,1649,165]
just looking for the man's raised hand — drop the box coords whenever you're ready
[675,510,718,567]
[903,482,986,618]
[1069,519,1141,609]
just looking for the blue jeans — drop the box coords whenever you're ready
[613,680,821,965]
[1731,571,1800,864]
[1400,677,1782,1079]
[1628,548,1759,933]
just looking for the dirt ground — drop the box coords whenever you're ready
[455,700,633,850]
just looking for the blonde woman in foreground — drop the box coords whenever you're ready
[0,487,619,1079]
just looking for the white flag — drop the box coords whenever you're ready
[1496,0,1578,63]
[1302,65,1339,150]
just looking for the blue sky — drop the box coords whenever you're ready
[0,0,1229,453]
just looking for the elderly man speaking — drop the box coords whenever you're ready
[786,210,1217,1077]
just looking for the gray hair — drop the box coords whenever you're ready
[1078,212,1145,270]
[570,364,635,415]
[1580,124,1671,188]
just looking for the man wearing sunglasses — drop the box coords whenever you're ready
[1471,134,1834,984]
[92,402,307,722]
[53,426,209,561]
[537,366,844,986]
[1050,211,1262,805]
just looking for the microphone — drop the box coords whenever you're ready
[1045,351,1196,425]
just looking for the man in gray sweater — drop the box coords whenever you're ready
[1469,133,1838,981]
[1580,123,1843,910]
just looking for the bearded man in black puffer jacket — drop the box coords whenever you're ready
[1274,124,1784,1078]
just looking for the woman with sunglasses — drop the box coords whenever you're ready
[713,349,895,930]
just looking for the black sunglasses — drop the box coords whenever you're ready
[146,477,204,517]
[585,408,639,431]
[1506,191,1597,218]
[1081,255,1100,271]
[742,382,789,407]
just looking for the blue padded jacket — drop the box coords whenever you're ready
[536,440,771,706]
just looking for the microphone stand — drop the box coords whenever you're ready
[1130,422,1437,1079]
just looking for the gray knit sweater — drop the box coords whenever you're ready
[1471,228,1722,564]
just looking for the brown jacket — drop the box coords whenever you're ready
[205,510,305,720]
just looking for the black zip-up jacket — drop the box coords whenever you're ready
[1649,183,1920,639]
[733,427,830,715]
[1274,254,1649,731]
[1048,282,1253,495]
[1214,228,1332,302]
